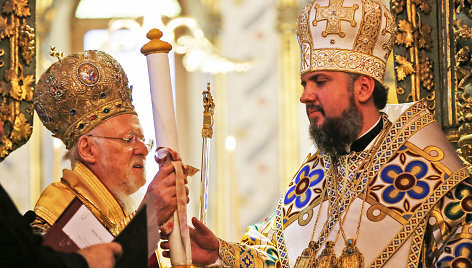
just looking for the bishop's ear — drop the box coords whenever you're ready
[77,135,96,164]
[356,75,376,103]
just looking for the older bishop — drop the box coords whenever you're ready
[31,50,181,248]
[184,0,472,267]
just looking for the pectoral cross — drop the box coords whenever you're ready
[313,0,359,38]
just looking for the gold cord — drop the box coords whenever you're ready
[308,164,334,242]
[310,114,392,254]
[334,116,392,245]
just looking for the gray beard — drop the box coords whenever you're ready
[309,96,363,159]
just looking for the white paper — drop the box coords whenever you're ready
[62,205,114,248]
[146,53,179,152]
[145,52,189,265]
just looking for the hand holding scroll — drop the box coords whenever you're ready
[161,217,219,265]
[144,162,190,227]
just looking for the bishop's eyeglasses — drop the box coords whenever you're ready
[86,134,154,151]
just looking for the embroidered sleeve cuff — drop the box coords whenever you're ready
[218,238,236,267]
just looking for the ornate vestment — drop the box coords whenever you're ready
[32,161,130,236]
[219,101,472,267]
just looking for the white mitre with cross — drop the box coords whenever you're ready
[296,0,397,84]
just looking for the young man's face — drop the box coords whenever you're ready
[300,71,363,156]
[300,71,355,128]
[87,114,149,198]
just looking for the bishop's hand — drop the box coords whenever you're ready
[143,162,189,226]
[160,217,219,265]
[78,242,122,268]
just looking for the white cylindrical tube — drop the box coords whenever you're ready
[146,53,179,152]
[144,47,188,266]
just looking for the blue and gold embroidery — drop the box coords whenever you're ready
[284,165,324,208]
[436,241,472,267]
[380,160,430,204]
[240,249,254,267]
[369,142,448,218]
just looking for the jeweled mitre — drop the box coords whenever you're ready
[297,0,396,83]
[34,50,136,149]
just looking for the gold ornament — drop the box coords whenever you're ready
[338,239,364,268]
[202,83,215,138]
[293,241,316,268]
[296,0,396,83]
[313,241,338,268]
[49,45,64,61]
[0,0,35,161]
[10,112,32,143]
[313,0,358,38]
[34,50,136,149]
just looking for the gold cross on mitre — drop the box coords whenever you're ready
[313,0,359,37]
[49,45,64,61]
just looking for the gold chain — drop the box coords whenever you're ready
[311,114,391,254]
[311,151,366,254]
[308,163,336,242]
[333,116,392,246]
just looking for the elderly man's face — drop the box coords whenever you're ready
[88,114,148,198]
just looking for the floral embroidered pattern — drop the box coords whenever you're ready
[444,182,472,222]
[436,242,472,268]
[284,165,324,208]
[380,160,430,204]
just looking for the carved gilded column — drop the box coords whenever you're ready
[0,0,36,208]
[391,0,456,133]
[454,1,472,164]
[277,0,301,193]
[391,0,472,164]
[0,0,35,160]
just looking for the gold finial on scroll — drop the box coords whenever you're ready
[49,45,63,61]
[140,28,173,55]
[202,83,215,138]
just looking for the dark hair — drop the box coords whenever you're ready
[373,80,387,110]
[348,73,387,110]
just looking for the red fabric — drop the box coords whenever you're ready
[148,252,159,268]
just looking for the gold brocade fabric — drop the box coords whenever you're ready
[32,161,127,236]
